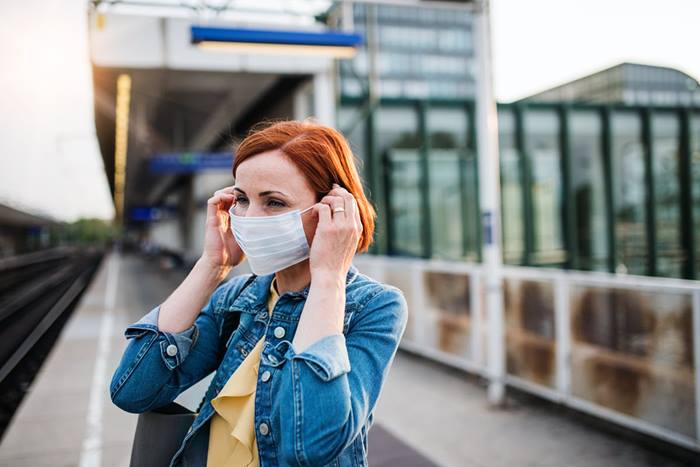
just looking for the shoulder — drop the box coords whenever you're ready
[210,272,255,310]
[347,272,408,330]
[347,270,405,304]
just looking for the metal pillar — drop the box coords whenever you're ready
[474,0,505,406]
[313,69,336,127]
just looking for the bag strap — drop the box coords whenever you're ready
[216,273,257,361]
[195,274,257,415]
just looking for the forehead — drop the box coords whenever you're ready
[234,149,309,192]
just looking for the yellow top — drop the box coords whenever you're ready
[206,277,280,467]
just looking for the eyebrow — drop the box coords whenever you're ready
[234,187,288,197]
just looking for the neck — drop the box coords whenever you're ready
[274,258,312,294]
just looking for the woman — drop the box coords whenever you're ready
[110,119,408,466]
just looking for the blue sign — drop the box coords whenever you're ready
[130,206,178,222]
[191,25,363,48]
[482,211,493,246]
[149,152,233,174]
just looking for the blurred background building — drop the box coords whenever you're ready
[520,62,700,107]
[80,0,700,283]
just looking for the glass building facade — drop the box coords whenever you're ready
[340,99,700,281]
[339,2,475,100]
[335,1,700,281]
[522,62,700,107]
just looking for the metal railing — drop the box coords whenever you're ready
[354,254,700,452]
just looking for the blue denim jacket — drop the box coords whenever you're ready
[110,264,408,466]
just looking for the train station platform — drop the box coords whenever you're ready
[0,253,692,466]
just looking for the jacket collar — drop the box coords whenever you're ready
[231,263,359,314]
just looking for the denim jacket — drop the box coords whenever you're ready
[110,263,408,466]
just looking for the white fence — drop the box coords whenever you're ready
[353,254,700,452]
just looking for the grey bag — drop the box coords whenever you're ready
[129,401,196,467]
[128,275,256,466]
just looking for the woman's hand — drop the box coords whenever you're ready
[295,183,361,351]
[309,183,363,281]
[200,186,245,277]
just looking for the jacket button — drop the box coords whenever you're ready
[259,422,269,436]
[273,327,285,338]
[261,370,271,382]
[166,344,178,356]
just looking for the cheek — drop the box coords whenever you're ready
[302,216,318,246]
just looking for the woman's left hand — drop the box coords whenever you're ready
[309,183,363,281]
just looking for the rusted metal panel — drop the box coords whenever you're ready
[479,277,489,368]
[423,270,472,359]
[503,278,557,388]
[570,285,696,438]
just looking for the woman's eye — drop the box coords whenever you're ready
[235,197,248,204]
[268,199,285,207]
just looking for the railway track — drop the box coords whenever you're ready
[0,246,104,439]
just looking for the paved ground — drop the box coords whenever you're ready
[373,348,695,467]
[0,252,695,466]
[0,253,436,466]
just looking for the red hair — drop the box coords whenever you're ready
[232,119,376,253]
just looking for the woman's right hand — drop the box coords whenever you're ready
[200,186,245,275]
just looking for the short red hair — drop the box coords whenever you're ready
[232,119,376,253]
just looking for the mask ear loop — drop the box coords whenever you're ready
[229,201,241,217]
[299,204,315,215]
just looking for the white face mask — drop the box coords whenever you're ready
[228,203,314,276]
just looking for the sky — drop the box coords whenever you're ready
[0,0,697,222]
[491,0,700,102]
[0,1,114,222]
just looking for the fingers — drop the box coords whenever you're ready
[325,184,361,230]
[318,185,362,250]
[210,186,236,205]
[211,187,236,207]
[207,192,235,212]
[315,202,332,229]
[320,194,346,218]
[214,185,236,195]
[206,186,236,224]
[353,198,362,234]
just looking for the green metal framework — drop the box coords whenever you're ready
[339,95,700,280]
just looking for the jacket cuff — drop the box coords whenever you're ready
[123,305,199,370]
[283,334,351,382]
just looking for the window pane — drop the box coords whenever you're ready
[498,109,524,264]
[652,113,683,278]
[377,106,422,256]
[692,114,700,279]
[525,109,565,265]
[338,105,367,176]
[569,111,609,271]
[426,107,476,261]
[611,112,647,275]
